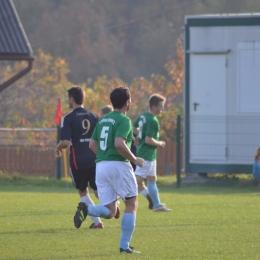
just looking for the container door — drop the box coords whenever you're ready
[189,54,227,163]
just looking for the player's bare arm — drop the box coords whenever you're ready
[145,136,165,148]
[89,139,98,154]
[115,137,145,167]
[133,135,139,147]
[55,140,70,157]
[133,126,139,135]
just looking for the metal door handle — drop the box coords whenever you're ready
[193,102,199,111]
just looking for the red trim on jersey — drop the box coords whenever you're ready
[71,147,78,169]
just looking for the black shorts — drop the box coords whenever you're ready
[69,166,97,192]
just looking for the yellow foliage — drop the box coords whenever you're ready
[0,39,184,140]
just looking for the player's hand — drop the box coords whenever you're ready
[135,157,145,168]
[159,141,166,148]
[55,148,62,158]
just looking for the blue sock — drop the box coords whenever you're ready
[119,213,136,250]
[87,205,110,218]
[147,180,161,208]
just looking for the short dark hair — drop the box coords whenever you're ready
[100,105,113,115]
[110,86,131,109]
[67,86,85,105]
[149,94,166,108]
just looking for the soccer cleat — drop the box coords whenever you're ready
[153,206,172,212]
[89,222,104,229]
[114,206,120,219]
[157,203,166,207]
[119,246,141,254]
[146,194,154,209]
[74,202,88,228]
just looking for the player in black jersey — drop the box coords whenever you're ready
[55,86,103,229]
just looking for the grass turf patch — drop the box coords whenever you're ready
[0,174,260,259]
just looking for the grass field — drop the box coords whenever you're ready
[0,174,260,260]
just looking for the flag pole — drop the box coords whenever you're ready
[62,149,68,179]
[56,124,62,179]
[55,98,62,180]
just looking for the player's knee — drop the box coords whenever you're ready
[105,210,117,219]
[147,176,156,182]
[136,178,145,188]
[104,214,114,219]
[137,182,145,190]
[103,205,117,219]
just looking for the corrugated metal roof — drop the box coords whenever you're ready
[0,0,33,56]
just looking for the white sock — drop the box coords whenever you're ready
[140,188,149,198]
[81,195,102,225]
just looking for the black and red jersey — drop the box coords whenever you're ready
[60,107,98,169]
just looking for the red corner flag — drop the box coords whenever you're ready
[54,98,62,126]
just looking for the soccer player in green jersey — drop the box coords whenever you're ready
[73,86,145,254]
[133,94,172,212]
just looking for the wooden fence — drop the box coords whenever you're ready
[157,142,183,176]
[0,128,57,177]
[0,142,183,177]
[0,145,56,177]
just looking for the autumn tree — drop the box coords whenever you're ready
[128,39,183,141]
[0,38,183,142]
[13,0,260,85]
[82,77,127,115]
[13,0,187,84]
[83,39,184,141]
[0,49,72,128]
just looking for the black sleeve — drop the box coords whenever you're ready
[60,115,72,141]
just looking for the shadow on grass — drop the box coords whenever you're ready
[0,171,76,193]
[0,227,75,235]
[156,174,260,195]
[0,210,71,218]
[1,171,260,195]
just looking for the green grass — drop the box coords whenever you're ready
[1,174,260,259]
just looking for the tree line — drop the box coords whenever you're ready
[12,0,260,84]
[2,0,260,141]
[0,40,183,141]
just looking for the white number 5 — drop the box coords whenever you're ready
[100,126,109,150]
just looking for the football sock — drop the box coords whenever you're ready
[147,180,161,208]
[81,195,101,225]
[87,205,110,218]
[120,213,136,250]
[140,188,149,198]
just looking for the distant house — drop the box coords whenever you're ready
[0,0,34,92]
[184,14,260,174]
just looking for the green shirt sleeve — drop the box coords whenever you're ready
[133,117,139,128]
[116,117,131,139]
[146,117,159,139]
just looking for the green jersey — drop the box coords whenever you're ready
[91,111,133,162]
[133,112,160,161]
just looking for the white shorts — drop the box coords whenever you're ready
[135,160,156,179]
[96,161,138,205]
